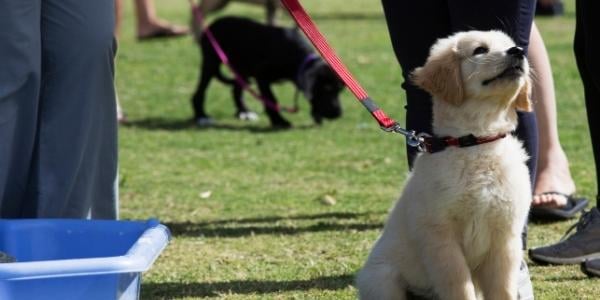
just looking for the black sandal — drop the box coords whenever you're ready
[530,191,589,221]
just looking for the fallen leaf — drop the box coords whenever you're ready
[319,194,337,206]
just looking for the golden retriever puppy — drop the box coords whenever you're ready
[356,31,533,300]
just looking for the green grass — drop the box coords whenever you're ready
[116,0,599,298]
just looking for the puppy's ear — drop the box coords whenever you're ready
[514,79,533,112]
[411,50,464,106]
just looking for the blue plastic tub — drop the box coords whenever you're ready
[0,219,170,300]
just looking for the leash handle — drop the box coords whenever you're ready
[280,0,399,129]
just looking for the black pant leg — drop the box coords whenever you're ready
[575,0,600,205]
[381,0,452,168]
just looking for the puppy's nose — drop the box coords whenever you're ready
[507,46,525,59]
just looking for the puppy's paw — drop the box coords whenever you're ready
[196,117,214,127]
[237,111,259,121]
[271,119,292,129]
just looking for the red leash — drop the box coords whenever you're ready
[279,0,423,147]
[190,1,298,113]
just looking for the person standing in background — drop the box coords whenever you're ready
[115,0,188,40]
[529,0,600,278]
[0,0,118,219]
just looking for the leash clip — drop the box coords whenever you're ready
[381,123,424,148]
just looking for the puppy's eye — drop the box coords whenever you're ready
[472,46,489,56]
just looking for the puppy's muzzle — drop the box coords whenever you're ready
[482,47,526,86]
[507,46,525,59]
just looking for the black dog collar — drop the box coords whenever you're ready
[296,53,320,90]
[421,133,507,153]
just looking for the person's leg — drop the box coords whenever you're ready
[381,0,451,169]
[529,22,581,208]
[135,0,188,39]
[574,0,600,273]
[529,0,600,266]
[27,0,118,219]
[115,0,123,37]
[0,0,42,217]
[576,0,600,206]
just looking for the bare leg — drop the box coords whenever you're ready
[529,22,576,207]
[135,0,188,39]
[114,0,123,37]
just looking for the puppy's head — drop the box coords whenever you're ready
[304,62,344,124]
[412,31,531,112]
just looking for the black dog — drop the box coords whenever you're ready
[192,17,343,128]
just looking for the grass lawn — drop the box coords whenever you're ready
[115,0,599,298]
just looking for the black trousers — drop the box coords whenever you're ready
[575,0,600,205]
[381,0,537,249]
[380,0,538,186]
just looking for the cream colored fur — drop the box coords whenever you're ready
[356,31,533,300]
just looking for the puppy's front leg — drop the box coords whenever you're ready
[419,231,477,300]
[477,237,522,300]
[257,80,291,128]
[356,263,406,300]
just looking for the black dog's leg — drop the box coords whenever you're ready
[192,57,219,125]
[232,84,257,121]
[257,79,291,128]
[265,0,278,25]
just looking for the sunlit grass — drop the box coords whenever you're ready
[115,0,598,298]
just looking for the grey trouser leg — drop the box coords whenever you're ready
[0,0,118,219]
[0,0,41,217]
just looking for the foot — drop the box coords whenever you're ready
[532,149,576,208]
[581,258,600,278]
[117,107,128,124]
[236,111,259,121]
[529,207,600,264]
[269,116,292,129]
[196,117,214,127]
[137,21,189,40]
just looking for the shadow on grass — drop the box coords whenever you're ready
[165,211,384,237]
[142,274,354,298]
[193,211,383,226]
[537,274,590,282]
[123,117,317,133]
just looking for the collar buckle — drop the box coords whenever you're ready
[381,123,425,148]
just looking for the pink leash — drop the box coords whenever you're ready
[189,1,298,113]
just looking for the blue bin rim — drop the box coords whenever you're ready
[0,219,170,281]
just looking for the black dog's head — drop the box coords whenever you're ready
[302,62,344,124]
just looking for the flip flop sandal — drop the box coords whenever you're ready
[137,27,189,41]
[530,191,589,221]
